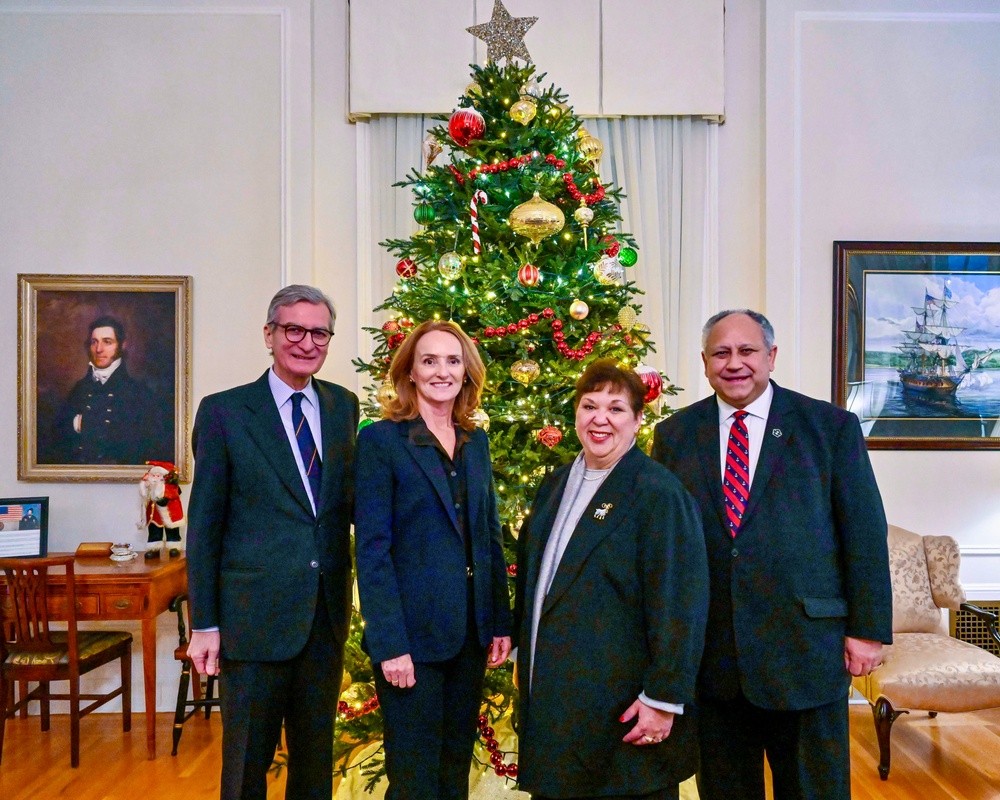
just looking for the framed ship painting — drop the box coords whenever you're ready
[833,241,1000,450]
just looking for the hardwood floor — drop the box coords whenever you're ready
[1,706,998,799]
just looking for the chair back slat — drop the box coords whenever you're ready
[0,556,78,656]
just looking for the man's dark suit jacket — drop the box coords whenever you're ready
[353,418,511,665]
[651,382,892,710]
[186,370,359,661]
[49,364,167,465]
[513,447,709,797]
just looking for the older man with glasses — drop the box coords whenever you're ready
[186,284,359,800]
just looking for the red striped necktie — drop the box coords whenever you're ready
[723,410,750,536]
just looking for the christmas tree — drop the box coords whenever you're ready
[337,5,679,791]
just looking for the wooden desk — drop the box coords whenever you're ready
[1,553,187,759]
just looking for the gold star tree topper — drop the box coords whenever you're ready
[467,0,538,64]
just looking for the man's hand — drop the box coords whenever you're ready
[381,654,416,689]
[844,636,883,676]
[487,636,512,668]
[188,630,221,676]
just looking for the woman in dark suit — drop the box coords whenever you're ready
[354,319,512,800]
[513,360,710,800]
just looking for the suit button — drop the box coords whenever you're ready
[454,502,461,510]
[450,471,457,477]
[310,560,319,569]
[731,548,738,558]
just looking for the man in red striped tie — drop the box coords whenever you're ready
[651,309,892,800]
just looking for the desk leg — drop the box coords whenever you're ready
[142,617,158,759]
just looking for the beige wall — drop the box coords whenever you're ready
[1,0,997,710]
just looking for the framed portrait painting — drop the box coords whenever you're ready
[833,242,1000,450]
[18,274,192,481]
[0,497,49,558]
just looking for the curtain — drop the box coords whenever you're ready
[356,115,718,402]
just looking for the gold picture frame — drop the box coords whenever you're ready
[18,274,192,482]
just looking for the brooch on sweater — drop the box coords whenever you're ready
[593,502,613,520]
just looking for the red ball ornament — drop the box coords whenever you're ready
[400,319,414,328]
[551,319,563,331]
[538,426,563,448]
[382,320,400,332]
[506,764,519,778]
[542,307,555,318]
[528,313,539,324]
[634,365,664,403]
[494,764,507,777]
[448,108,486,147]
[507,563,518,576]
[518,263,540,287]
[601,235,621,258]
[395,258,417,278]
[490,752,504,766]
[507,323,518,335]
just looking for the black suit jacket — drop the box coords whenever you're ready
[513,447,709,797]
[651,382,892,710]
[186,370,359,662]
[353,419,511,664]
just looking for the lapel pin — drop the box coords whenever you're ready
[593,502,613,520]
[772,428,782,438]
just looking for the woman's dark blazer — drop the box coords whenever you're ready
[513,446,710,798]
[354,418,512,664]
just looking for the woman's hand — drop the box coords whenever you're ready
[487,636,512,668]
[620,698,675,746]
[381,654,416,689]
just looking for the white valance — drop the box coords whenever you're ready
[348,0,725,118]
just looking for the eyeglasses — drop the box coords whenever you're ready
[273,323,334,346]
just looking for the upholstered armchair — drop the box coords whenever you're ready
[852,525,1000,780]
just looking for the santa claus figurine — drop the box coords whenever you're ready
[138,460,184,559]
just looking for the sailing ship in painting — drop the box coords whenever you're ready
[897,286,997,398]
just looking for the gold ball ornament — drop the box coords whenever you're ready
[548,101,571,118]
[465,82,482,98]
[470,407,490,432]
[569,299,590,320]
[375,380,397,407]
[509,97,537,126]
[509,191,565,246]
[340,671,353,694]
[617,306,639,331]
[577,127,605,170]
[341,681,375,708]
[437,251,463,280]
[510,359,541,385]
[633,323,651,341]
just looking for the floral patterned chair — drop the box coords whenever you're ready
[852,524,1000,780]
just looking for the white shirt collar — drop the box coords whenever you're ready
[90,357,122,384]
[716,381,774,423]
[267,368,319,409]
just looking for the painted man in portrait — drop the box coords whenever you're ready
[50,315,168,465]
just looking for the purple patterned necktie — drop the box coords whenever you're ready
[723,410,750,536]
[291,392,322,509]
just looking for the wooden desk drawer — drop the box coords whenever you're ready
[100,593,145,618]
[44,594,100,617]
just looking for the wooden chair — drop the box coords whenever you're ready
[0,556,132,767]
[852,525,1000,780]
[169,594,220,755]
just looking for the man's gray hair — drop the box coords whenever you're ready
[701,309,775,351]
[265,285,336,328]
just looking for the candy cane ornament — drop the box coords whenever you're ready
[471,190,488,254]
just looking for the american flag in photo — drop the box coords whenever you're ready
[0,505,24,522]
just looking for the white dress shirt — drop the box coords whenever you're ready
[268,368,324,514]
[716,382,774,489]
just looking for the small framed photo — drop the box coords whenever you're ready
[18,274,192,482]
[833,241,1000,449]
[0,498,49,558]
